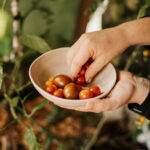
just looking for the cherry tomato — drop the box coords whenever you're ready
[143,50,150,57]
[53,89,64,98]
[76,76,85,85]
[63,83,79,99]
[89,86,101,96]
[87,58,93,64]
[84,63,90,69]
[79,67,86,76]
[45,80,53,87]
[53,74,72,88]
[79,90,93,99]
[45,84,57,94]
[49,77,54,82]
[77,85,82,92]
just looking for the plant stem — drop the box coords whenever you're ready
[16,81,32,92]
[4,93,29,129]
[0,120,16,132]
[1,0,7,10]
[84,116,106,150]
[124,46,139,71]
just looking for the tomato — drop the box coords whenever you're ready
[84,63,90,69]
[63,83,79,99]
[143,50,150,57]
[79,67,86,76]
[89,85,101,96]
[79,90,93,99]
[53,74,72,88]
[45,84,57,94]
[53,89,64,98]
[76,76,85,85]
[45,80,53,87]
[77,85,82,91]
[49,77,54,82]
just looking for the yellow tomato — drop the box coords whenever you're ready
[143,50,150,57]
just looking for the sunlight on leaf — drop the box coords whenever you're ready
[24,128,42,150]
[19,35,51,53]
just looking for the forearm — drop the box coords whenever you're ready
[119,17,150,46]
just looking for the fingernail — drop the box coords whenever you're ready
[86,77,91,83]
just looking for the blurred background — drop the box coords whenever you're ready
[0,0,150,150]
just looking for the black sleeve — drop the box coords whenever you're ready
[128,89,150,119]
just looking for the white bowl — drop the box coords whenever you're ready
[29,47,117,107]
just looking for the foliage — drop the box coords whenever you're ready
[24,128,42,150]
[0,0,150,149]
[19,35,51,53]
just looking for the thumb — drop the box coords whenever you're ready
[85,58,107,83]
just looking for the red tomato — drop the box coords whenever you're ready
[77,85,82,91]
[84,63,90,69]
[79,90,93,99]
[79,67,86,76]
[76,76,85,85]
[45,84,57,94]
[53,89,64,98]
[89,85,101,96]
[87,58,93,64]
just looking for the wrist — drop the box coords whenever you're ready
[117,22,136,47]
[130,76,150,105]
[118,18,150,46]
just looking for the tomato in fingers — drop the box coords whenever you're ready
[76,76,85,85]
[84,63,90,69]
[89,85,101,96]
[79,90,93,99]
[79,67,86,76]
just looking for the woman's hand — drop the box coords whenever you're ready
[67,27,130,83]
[67,18,150,83]
[55,71,150,113]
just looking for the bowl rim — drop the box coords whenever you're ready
[29,47,117,102]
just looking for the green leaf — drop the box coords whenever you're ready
[0,62,3,90]
[22,10,48,36]
[30,100,49,117]
[137,5,148,18]
[48,0,81,41]
[45,135,53,150]
[47,104,59,123]
[19,0,33,17]
[0,37,12,57]
[19,35,51,53]
[24,128,42,150]
[137,1,150,19]
[12,97,19,107]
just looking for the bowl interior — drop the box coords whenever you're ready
[29,47,116,106]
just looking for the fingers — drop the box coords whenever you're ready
[54,103,90,112]
[67,43,80,68]
[55,97,117,113]
[85,58,107,83]
[70,48,90,78]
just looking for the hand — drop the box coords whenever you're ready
[67,26,130,83]
[55,71,150,113]
[67,17,150,83]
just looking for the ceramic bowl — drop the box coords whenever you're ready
[29,47,117,107]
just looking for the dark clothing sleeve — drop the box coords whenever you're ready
[128,89,150,119]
